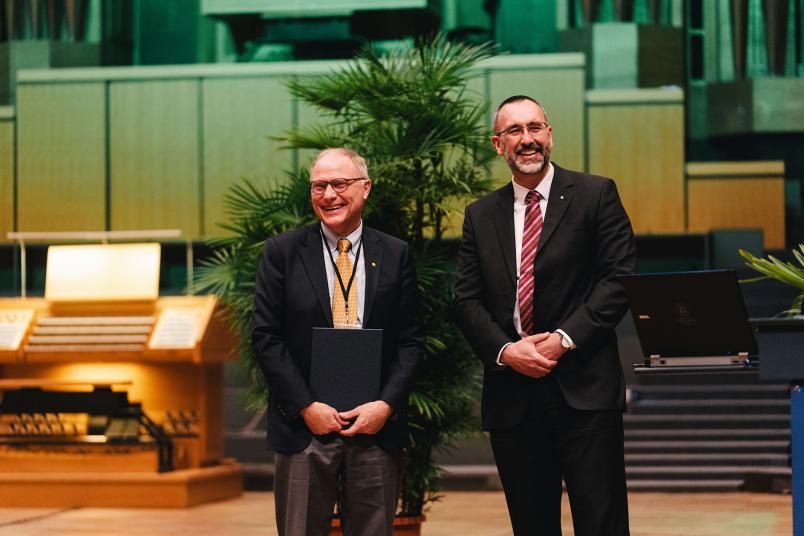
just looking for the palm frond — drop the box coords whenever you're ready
[740,249,804,291]
[740,246,804,315]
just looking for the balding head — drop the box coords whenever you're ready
[310,147,369,180]
[493,95,549,134]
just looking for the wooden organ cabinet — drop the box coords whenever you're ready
[0,242,243,507]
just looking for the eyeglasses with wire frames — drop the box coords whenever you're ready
[495,121,549,138]
[310,177,368,195]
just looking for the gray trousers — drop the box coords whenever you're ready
[274,436,401,536]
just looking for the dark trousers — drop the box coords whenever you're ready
[489,378,630,536]
[274,436,401,536]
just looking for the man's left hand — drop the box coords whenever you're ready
[338,400,393,436]
[532,332,569,361]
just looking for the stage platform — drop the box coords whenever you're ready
[0,460,243,508]
[0,491,791,535]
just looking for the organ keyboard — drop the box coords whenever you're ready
[0,242,242,506]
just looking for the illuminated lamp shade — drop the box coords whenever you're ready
[45,243,161,302]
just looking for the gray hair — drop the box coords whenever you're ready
[309,148,369,179]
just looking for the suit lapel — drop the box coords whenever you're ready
[492,183,517,286]
[535,164,574,260]
[298,223,333,326]
[361,227,383,325]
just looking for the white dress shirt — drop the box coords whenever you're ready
[497,163,576,364]
[320,221,366,328]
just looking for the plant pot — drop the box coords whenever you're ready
[329,515,425,536]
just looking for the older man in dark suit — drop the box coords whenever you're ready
[455,96,637,535]
[253,148,424,536]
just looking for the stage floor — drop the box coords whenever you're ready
[0,491,791,535]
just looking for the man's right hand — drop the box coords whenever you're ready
[300,401,348,435]
[500,333,557,378]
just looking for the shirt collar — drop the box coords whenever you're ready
[511,162,554,204]
[320,221,363,251]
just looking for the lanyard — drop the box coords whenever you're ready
[321,229,362,316]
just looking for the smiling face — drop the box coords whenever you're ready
[491,99,553,183]
[310,150,371,236]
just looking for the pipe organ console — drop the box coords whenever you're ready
[0,243,242,507]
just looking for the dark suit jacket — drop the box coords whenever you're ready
[454,163,637,430]
[252,222,424,453]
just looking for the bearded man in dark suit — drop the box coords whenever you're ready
[253,147,424,536]
[455,95,637,535]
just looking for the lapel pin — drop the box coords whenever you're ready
[371,261,376,267]
[560,195,565,200]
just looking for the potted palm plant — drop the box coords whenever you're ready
[198,35,496,533]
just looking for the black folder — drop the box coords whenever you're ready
[310,327,383,412]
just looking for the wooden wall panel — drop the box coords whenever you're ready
[11,58,586,239]
[440,75,487,238]
[486,56,586,183]
[0,117,13,240]
[295,97,325,172]
[687,161,785,250]
[292,61,351,174]
[202,77,294,236]
[16,83,106,232]
[110,81,200,236]
[587,89,685,234]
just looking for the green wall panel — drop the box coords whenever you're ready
[202,77,295,235]
[16,82,106,232]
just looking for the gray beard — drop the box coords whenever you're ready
[511,152,550,175]
[513,159,545,175]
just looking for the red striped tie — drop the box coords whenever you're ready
[518,190,543,335]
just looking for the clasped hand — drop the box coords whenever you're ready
[500,332,568,378]
[301,400,392,436]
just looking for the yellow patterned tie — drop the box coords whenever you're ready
[332,238,359,328]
